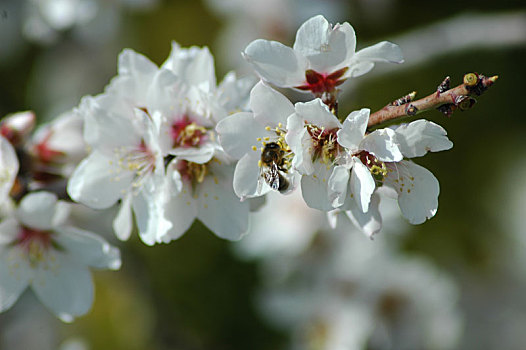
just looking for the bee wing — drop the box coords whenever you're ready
[257,165,266,194]
[268,163,280,191]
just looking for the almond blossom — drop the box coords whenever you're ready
[0,191,121,322]
[327,108,402,236]
[216,81,297,200]
[285,98,344,210]
[382,119,453,224]
[67,95,169,245]
[243,15,403,98]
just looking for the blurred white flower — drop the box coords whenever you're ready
[257,218,462,350]
[0,135,19,207]
[235,188,326,259]
[0,191,121,322]
[29,109,86,178]
[0,111,36,147]
[22,0,158,44]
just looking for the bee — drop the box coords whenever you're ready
[260,142,289,193]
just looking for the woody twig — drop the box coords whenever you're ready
[367,73,498,128]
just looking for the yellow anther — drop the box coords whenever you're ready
[252,146,257,151]
[265,126,271,131]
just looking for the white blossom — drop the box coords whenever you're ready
[286,98,344,210]
[380,119,453,224]
[67,95,169,245]
[216,81,297,200]
[0,192,121,322]
[243,15,403,94]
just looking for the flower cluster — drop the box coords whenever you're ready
[1,14,459,321]
[218,15,452,236]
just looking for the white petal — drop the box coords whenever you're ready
[0,136,19,200]
[337,108,369,151]
[395,119,453,158]
[216,71,257,114]
[162,42,216,92]
[54,227,121,270]
[67,151,134,209]
[360,128,403,162]
[0,247,30,312]
[327,210,339,229]
[286,113,314,175]
[132,187,173,246]
[294,16,356,73]
[386,161,439,224]
[328,165,350,208]
[348,41,404,77]
[107,49,158,106]
[32,256,94,323]
[216,112,266,159]
[0,218,19,245]
[300,162,334,211]
[80,95,141,150]
[233,152,268,200]
[293,15,331,55]
[162,180,198,243]
[17,192,69,230]
[117,48,158,78]
[350,159,376,213]
[294,99,341,129]
[250,81,295,126]
[345,192,382,238]
[170,143,216,164]
[243,39,307,87]
[112,193,133,241]
[197,162,249,240]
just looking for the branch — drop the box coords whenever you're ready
[367,73,498,127]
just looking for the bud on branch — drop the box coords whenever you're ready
[367,73,498,127]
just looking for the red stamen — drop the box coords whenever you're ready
[296,67,348,95]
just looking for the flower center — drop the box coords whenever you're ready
[177,160,208,187]
[306,123,340,164]
[16,227,54,267]
[357,150,388,181]
[113,140,156,190]
[171,116,209,148]
[296,68,348,95]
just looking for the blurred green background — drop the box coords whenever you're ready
[0,0,525,349]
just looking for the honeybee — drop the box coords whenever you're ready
[260,142,290,193]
